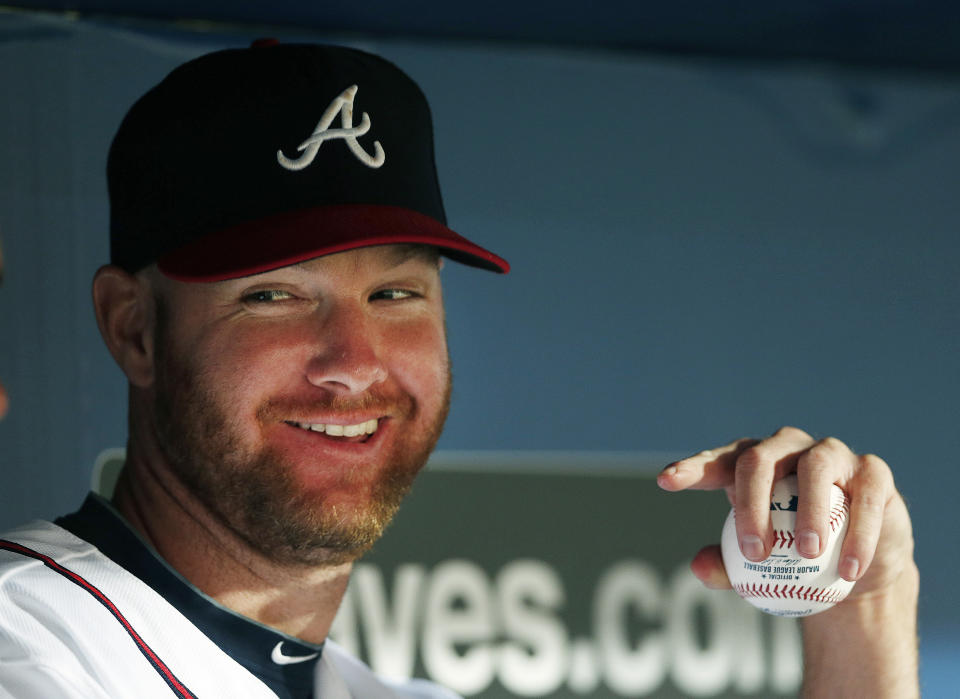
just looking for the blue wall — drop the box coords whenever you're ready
[1,9,957,693]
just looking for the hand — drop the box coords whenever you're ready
[657,426,915,603]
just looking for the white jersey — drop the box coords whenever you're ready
[0,495,458,699]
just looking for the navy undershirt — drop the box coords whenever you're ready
[56,494,321,699]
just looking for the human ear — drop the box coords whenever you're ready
[92,265,157,388]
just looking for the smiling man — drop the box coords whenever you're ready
[0,41,917,698]
[0,42,507,698]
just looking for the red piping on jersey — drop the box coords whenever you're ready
[0,539,198,699]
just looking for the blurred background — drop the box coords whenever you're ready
[1,2,957,696]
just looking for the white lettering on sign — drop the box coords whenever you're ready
[329,558,802,696]
[495,560,568,695]
[594,560,667,694]
[667,568,738,695]
[421,560,496,695]
[353,564,424,679]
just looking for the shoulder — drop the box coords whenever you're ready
[0,520,277,698]
[0,521,116,697]
[0,519,100,594]
[0,519,95,560]
[324,640,462,698]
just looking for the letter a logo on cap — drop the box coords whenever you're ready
[277,85,386,171]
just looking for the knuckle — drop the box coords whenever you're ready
[797,445,834,478]
[860,456,895,493]
[855,488,887,519]
[735,446,767,474]
[819,436,846,453]
[860,452,891,477]
[774,425,811,441]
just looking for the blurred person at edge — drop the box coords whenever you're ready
[0,239,7,420]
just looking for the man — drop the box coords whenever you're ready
[0,41,917,697]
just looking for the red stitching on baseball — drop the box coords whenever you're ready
[773,530,795,548]
[828,493,852,532]
[734,583,848,603]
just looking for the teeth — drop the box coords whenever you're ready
[292,419,379,437]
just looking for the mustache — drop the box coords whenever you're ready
[256,389,414,422]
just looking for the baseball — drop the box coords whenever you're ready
[720,474,855,617]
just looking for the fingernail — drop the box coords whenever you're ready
[657,465,683,489]
[740,535,765,561]
[798,530,820,556]
[840,556,860,580]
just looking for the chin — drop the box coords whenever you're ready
[232,474,413,568]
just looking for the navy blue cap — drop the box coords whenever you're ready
[108,41,508,281]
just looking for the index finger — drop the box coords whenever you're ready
[657,437,759,492]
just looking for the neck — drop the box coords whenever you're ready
[113,404,351,645]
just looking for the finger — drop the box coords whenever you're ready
[838,454,894,582]
[794,437,856,558]
[657,437,759,492]
[689,545,731,590]
[735,426,816,561]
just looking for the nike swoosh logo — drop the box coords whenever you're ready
[271,641,320,665]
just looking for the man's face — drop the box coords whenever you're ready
[147,245,450,566]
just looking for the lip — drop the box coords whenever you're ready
[265,418,394,490]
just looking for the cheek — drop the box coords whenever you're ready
[187,326,298,405]
[385,320,450,401]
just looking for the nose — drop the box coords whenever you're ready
[304,303,387,395]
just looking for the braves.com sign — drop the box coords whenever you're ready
[93,450,802,697]
[331,455,802,698]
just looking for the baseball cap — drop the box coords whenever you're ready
[108,40,509,281]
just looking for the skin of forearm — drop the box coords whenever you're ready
[800,561,920,699]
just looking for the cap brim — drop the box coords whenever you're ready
[157,204,509,281]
